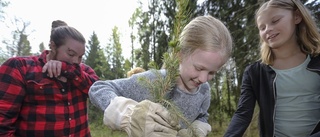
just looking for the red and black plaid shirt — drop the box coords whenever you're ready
[0,50,99,137]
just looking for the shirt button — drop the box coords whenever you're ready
[69,118,71,121]
[68,102,70,105]
[75,77,79,81]
[64,71,67,73]
[61,89,65,92]
[40,86,43,89]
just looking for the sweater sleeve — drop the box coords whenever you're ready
[88,70,156,111]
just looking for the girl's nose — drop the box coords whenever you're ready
[198,72,209,83]
[266,25,273,33]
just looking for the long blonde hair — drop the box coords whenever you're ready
[255,0,320,65]
[179,15,233,63]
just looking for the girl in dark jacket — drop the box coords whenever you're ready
[224,0,320,136]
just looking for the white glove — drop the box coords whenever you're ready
[177,120,211,137]
[103,97,179,137]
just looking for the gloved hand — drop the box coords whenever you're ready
[177,120,211,137]
[103,96,179,137]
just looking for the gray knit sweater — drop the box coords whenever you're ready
[88,69,211,126]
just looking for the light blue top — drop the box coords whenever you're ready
[88,69,211,128]
[272,56,320,137]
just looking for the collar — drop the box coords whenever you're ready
[307,55,320,71]
[38,50,50,64]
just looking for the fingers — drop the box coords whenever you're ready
[155,108,180,128]
[130,100,180,137]
[142,100,180,128]
[145,122,177,137]
[177,129,192,137]
[147,111,174,129]
[152,122,178,135]
[191,120,211,135]
[42,60,62,78]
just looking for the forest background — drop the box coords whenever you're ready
[0,0,319,136]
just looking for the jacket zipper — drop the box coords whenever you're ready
[306,67,320,135]
[272,73,277,137]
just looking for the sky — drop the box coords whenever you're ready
[0,0,146,59]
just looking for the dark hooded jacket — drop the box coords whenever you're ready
[224,55,320,137]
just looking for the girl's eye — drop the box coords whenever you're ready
[258,25,265,31]
[209,72,215,75]
[272,19,279,23]
[69,54,75,57]
[195,67,202,71]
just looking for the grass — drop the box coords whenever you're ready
[89,121,258,137]
[89,122,127,137]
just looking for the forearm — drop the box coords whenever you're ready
[88,80,118,111]
[0,61,25,136]
[61,63,99,92]
[89,74,153,110]
[73,64,99,92]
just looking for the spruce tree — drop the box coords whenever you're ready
[139,0,198,135]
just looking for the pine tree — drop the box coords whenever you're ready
[138,0,197,134]
[39,42,45,53]
[19,34,31,56]
[85,32,110,80]
[106,26,125,79]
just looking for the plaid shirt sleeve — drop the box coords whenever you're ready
[0,58,26,137]
[60,62,99,93]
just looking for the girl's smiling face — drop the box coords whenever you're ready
[178,48,225,93]
[256,7,301,49]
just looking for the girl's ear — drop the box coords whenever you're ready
[294,10,302,24]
